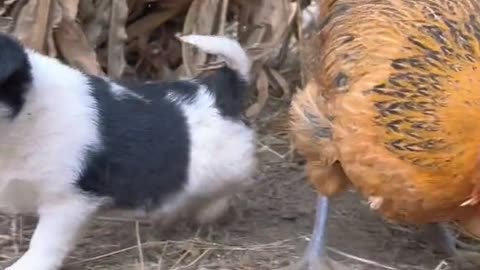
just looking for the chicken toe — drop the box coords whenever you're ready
[452,250,480,270]
[456,239,480,252]
[425,223,480,270]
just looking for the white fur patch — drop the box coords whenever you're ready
[166,85,256,196]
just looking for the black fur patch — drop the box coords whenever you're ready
[77,77,193,210]
[198,66,249,120]
[0,33,32,117]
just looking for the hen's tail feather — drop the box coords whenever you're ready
[289,80,350,196]
[290,81,336,163]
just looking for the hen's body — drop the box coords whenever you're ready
[290,0,480,269]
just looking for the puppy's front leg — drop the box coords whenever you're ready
[6,197,98,270]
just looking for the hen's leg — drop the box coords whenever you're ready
[425,223,456,255]
[426,223,480,270]
[289,195,341,270]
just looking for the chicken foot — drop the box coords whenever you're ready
[287,196,344,270]
[425,223,480,270]
[456,239,480,252]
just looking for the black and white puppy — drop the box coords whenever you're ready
[0,33,257,270]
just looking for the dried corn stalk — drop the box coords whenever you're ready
[107,0,128,78]
[0,0,315,116]
[55,0,102,75]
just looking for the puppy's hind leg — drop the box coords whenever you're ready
[194,195,233,225]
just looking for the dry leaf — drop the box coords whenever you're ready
[82,0,111,47]
[267,67,290,98]
[77,0,94,19]
[55,14,103,75]
[13,0,52,52]
[57,0,79,19]
[0,16,13,33]
[239,0,292,116]
[45,0,62,57]
[1,0,305,117]
[54,0,101,73]
[241,0,291,62]
[0,0,18,16]
[8,0,27,23]
[127,0,144,16]
[107,0,128,79]
[246,67,269,118]
[126,4,187,40]
[181,0,229,76]
[217,0,229,35]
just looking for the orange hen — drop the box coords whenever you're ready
[290,0,480,269]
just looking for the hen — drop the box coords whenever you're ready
[289,0,480,269]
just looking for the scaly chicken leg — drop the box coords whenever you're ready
[289,196,342,270]
[426,223,480,270]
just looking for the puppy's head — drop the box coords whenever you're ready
[0,33,31,118]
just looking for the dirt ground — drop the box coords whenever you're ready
[0,98,464,270]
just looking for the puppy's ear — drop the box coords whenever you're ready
[0,33,32,117]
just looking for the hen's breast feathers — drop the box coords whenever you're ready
[291,0,480,224]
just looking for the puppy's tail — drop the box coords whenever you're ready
[178,34,251,82]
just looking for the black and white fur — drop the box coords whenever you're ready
[0,33,257,270]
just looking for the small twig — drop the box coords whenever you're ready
[9,214,21,255]
[135,220,145,270]
[66,245,144,266]
[95,216,151,223]
[171,249,211,270]
[433,260,449,270]
[170,247,191,269]
[18,216,23,250]
[216,0,229,35]
[327,247,399,270]
[296,0,306,87]
[257,141,290,160]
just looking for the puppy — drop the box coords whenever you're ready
[0,33,257,270]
